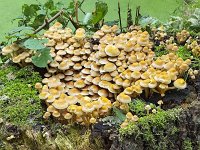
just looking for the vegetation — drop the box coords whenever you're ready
[0,65,44,126]
[0,0,199,149]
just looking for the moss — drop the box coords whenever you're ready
[129,99,157,117]
[119,108,182,149]
[182,139,193,150]
[0,65,44,126]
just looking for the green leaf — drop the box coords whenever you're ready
[83,1,108,25]
[22,4,40,18]
[104,20,119,26]
[31,48,52,68]
[44,0,55,10]
[83,13,93,24]
[113,107,126,122]
[8,26,34,35]
[24,38,48,50]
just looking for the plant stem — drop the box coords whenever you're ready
[118,1,123,32]
[34,9,64,34]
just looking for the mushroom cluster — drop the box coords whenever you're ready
[176,30,190,44]
[187,40,200,57]
[2,43,32,65]
[120,112,139,128]
[2,23,192,125]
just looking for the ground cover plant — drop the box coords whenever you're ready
[0,0,200,150]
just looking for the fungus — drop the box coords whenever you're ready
[174,78,187,89]
[117,93,131,103]
[145,105,151,115]
[105,45,120,57]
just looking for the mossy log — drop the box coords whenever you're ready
[110,100,200,150]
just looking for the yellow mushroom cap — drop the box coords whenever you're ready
[39,92,49,100]
[2,46,13,55]
[66,96,78,105]
[52,98,68,110]
[74,80,86,88]
[126,112,133,120]
[74,106,83,116]
[174,78,187,89]
[47,105,56,112]
[64,113,72,120]
[52,110,60,118]
[68,88,80,96]
[103,63,117,72]
[131,115,139,122]
[43,112,51,119]
[120,122,128,128]
[117,92,131,103]
[148,79,157,88]
[82,103,94,113]
[46,95,56,103]
[90,117,97,124]
[35,83,42,89]
[105,45,120,57]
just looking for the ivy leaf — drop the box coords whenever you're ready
[83,1,108,25]
[113,107,126,122]
[31,48,52,68]
[22,4,40,18]
[24,38,48,50]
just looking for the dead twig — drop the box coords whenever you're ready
[118,1,123,32]
[34,9,64,34]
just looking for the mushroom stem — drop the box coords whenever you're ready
[144,88,149,98]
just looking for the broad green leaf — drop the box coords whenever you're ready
[8,26,34,35]
[31,48,52,68]
[113,107,126,122]
[24,39,48,50]
[83,1,108,25]
[22,4,40,18]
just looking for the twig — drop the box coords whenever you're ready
[34,9,64,34]
[16,10,64,44]
[74,0,79,24]
[118,1,123,32]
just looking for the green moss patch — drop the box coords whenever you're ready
[0,65,44,126]
[119,108,182,149]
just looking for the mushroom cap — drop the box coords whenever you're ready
[2,46,13,55]
[64,113,72,119]
[82,103,94,113]
[74,80,86,88]
[117,92,131,103]
[52,98,68,109]
[35,83,43,89]
[52,110,60,117]
[39,92,49,100]
[47,105,56,112]
[103,62,116,72]
[144,105,151,110]
[105,45,120,57]
[68,88,80,96]
[66,96,78,105]
[43,112,51,119]
[89,117,97,124]
[174,78,187,89]
[131,71,141,79]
